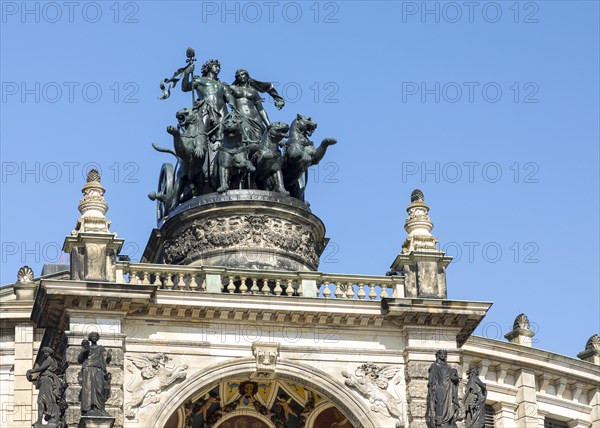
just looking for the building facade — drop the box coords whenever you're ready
[1,171,598,428]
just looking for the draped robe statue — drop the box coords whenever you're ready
[78,332,112,417]
[27,347,63,427]
[426,350,460,428]
[464,367,487,428]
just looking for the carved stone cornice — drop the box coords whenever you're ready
[382,298,492,346]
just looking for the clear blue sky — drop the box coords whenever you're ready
[1,1,598,358]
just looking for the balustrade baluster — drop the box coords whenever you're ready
[380,284,389,299]
[165,273,174,290]
[368,283,377,300]
[274,279,283,296]
[345,282,355,299]
[227,276,235,293]
[190,274,199,291]
[240,277,248,294]
[251,278,259,294]
[323,281,331,299]
[286,279,294,296]
[357,282,366,300]
[334,282,344,299]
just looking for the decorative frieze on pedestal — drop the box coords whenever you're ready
[141,190,327,271]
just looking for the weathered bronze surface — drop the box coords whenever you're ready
[77,332,112,417]
[151,48,337,222]
[426,350,460,428]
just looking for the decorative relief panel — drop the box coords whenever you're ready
[163,215,322,267]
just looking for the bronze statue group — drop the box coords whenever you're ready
[149,49,337,221]
[26,332,112,428]
[426,350,488,428]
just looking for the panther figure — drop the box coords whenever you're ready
[149,108,207,210]
[282,114,337,200]
[252,122,290,195]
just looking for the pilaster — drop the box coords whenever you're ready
[492,401,518,428]
[402,326,462,428]
[12,322,35,427]
[515,368,539,428]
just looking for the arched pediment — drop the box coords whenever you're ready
[150,358,377,428]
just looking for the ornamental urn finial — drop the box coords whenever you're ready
[73,168,111,234]
[17,265,34,284]
[578,334,600,364]
[402,189,437,253]
[504,313,535,347]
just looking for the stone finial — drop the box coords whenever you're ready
[73,168,111,234]
[504,313,535,347]
[17,265,34,283]
[63,170,123,282]
[402,189,437,253]
[577,334,600,364]
[388,190,451,299]
[14,265,36,300]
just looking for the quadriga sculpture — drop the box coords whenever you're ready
[282,114,337,200]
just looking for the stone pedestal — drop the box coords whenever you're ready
[141,190,328,271]
[78,416,115,428]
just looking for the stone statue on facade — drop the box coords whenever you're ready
[78,332,112,417]
[426,350,460,428]
[463,367,487,428]
[26,347,65,428]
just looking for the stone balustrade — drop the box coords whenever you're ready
[115,262,403,300]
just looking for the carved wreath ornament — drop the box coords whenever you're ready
[163,215,320,266]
